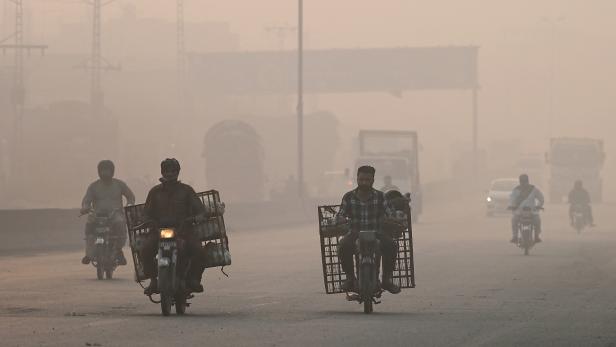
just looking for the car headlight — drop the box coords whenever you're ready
[486,196,492,202]
[160,228,175,239]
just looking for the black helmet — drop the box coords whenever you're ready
[519,174,529,185]
[97,160,115,174]
[161,158,181,172]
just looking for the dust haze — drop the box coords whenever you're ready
[2,1,616,345]
[1,0,614,207]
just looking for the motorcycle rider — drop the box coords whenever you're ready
[81,160,135,265]
[337,165,401,294]
[568,180,595,227]
[141,158,207,295]
[509,174,545,243]
[380,175,400,193]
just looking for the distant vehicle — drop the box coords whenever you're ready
[355,130,422,219]
[570,204,589,234]
[82,209,123,280]
[486,178,518,216]
[546,138,605,203]
[204,120,265,203]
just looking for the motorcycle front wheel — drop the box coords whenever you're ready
[96,265,104,280]
[175,294,186,315]
[105,269,113,280]
[363,299,373,314]
[521,229,531,256]
[359,263,376,314]
[160,292,172,316]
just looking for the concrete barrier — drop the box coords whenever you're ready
[0,181,458,254]
[0,208,84,254]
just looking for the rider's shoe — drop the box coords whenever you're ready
[534,236,542,243]
[188,279,204,293]
[509,236,518,244]
[382,277,401,294]
[342,277,356,292]
[116,251,127,266]
[81,256,91,265]
[144,278,159,295]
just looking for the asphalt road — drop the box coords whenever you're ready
[1,197,616,347]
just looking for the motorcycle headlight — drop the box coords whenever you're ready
[160,228,175,239]
[486,196,492,202]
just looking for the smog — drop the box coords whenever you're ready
[0,1,615,346]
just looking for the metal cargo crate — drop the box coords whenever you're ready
[318,204,415,294]
[124,190,230,282]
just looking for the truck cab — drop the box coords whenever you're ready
[355,130,422,218]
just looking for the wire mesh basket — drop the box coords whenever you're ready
[124,189,231,282]
[318,204,415,294]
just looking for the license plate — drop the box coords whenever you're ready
[95,238,105,245]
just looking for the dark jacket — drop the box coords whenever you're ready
[568,188,591,205]
[144,181,205,229]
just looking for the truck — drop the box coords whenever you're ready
[546,137,605,203]
[203,120,266,202]
[355,130,422,218]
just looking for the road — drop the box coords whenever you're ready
[1,196,616,346]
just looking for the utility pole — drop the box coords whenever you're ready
[80,0,119,118]
[297,0,304,198]
[0,0,47,186]
[176,0,186,108]
[177,0,185,86]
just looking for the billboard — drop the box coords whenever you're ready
[188,46,478,94]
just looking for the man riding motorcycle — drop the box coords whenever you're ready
[337,165,401,294]
[568,180,595,227]
[81,160,136,265]
[509,174,545,243]
[141,158,207,295]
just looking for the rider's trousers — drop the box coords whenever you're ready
[338,231,397,278]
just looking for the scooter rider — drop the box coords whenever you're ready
[509,174,545,243]
[81,160,135,265]
[568,180,595,227]
[337,165,401,294]
[141,158,207,295]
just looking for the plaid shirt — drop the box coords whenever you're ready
[338,188,393,232]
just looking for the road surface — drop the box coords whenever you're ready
[1,196,615,346]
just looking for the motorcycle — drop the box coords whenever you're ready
[346,230,384,314]
[132,219,195,316]
[513,206,543,256]
[571,204,588,234]
[82,209,122,280]
[124,190,231,317]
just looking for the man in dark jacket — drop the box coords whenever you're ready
[141,158,207,295]
[568,180,595,226]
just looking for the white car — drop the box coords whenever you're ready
[486,178,518,216]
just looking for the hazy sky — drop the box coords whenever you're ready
[5,0,616,50]
[2,0,616,206]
